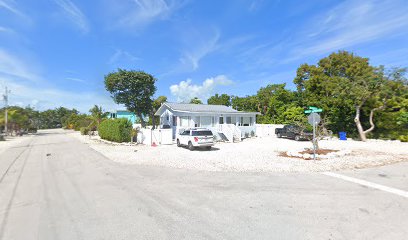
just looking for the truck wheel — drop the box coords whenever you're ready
[177,139,181,147]
[277,133,282,138]
[295,135,301,141]
[188,142,195,151]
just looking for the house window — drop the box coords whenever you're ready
[195,116,200,127]
[180,116,189,127]
[242,117,250,126]
[226,116,232,124]
[173,116,177,126]
[200,116,212,127]
[219,116,224,124]
[231,116,237,125]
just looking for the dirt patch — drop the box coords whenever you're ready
[278,152,314,161]
[299,149,339,155]
[279,148,340,161]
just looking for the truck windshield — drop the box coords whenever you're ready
[192,131,213,136]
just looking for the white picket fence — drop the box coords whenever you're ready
[137,128,173,146]
[255,124,284,138]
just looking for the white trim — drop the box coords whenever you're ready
[154,102,260,116]
[322,172,408,199]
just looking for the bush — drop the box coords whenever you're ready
[80,127,89,135]
[398,135,408,142]
[98,118,132,143]
[74,118,92,131]
[27,127,37,133]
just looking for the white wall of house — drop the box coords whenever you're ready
[158,109,257,139]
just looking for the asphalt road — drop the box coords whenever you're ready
[0,130,407,240]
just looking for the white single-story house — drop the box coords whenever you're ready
[154,102,260,142]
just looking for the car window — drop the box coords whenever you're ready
[191,130,213,136]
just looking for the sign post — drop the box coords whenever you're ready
[305,107,323,160]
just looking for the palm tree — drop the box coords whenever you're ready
[89,105,107,129]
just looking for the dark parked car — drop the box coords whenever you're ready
[275,125,313,141]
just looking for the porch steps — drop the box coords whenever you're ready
[218,132,229,142]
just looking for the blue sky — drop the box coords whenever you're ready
[1,0,408,112]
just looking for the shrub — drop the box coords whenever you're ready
[98,118,132,143]
[74,118,92,131]
[80,127,89,135]
[398,135,408,142]
[27,127,37,133]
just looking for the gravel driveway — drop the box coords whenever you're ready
[71,132,408,173]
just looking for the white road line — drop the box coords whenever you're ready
[322,172,408,199]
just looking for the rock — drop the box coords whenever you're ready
[302,153,311,159]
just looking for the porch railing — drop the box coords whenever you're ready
[218,124,241,142]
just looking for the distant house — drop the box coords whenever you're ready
[108,110,148,126]
[154,102,260,142]
[108,110,138,123]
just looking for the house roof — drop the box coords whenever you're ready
[155,102,260,115]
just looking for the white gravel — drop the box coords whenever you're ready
[70,131,408,173]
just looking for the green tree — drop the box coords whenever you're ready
[150,95,167,129]
[294,51,394,141]
[189,97,203,104]
[256,84,298,123]
[104,69,157,127]
[231,95,258,112]
[0,106,30,134]
[89,105,107,129]
[370,67,408,141]
[207,93,231,106]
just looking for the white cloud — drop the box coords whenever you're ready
[238,0,408,67]
[290,0,408,58]
[249,0,264,12]
[0,0,25,17]
[0,26,13,33]
[54,0,89,33]
[0,49,113,112]
[65,77,86,83]
[108,49,140,65]
[1,77,116,112]
[179,30,220,71]
[110,0,186,29]
[170,75,233,102]
[0,48,41,82]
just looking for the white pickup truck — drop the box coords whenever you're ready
[176,128,214,151]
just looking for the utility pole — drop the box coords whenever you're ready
[3,87,10,135]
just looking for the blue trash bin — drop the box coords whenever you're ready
[339,132,347,140]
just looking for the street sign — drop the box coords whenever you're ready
[308,113,321,126]
[304,106,323,114]
[307,112,321,160]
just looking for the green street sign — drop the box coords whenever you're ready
[308,106,318,110]
[304,108,323,114]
